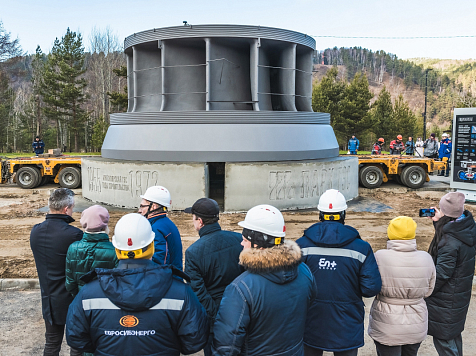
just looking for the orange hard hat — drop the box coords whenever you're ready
[397,135,402,140]
[378,138,385,142]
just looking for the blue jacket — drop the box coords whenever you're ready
[296,221,381,352]
[212,241,317,356]
[438,138,452,159]
[66,259,209,356]
[32,140,45,154]
[149,213,183,270]
[405,140,415,154]
[348,138,359,151]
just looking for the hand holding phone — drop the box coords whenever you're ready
[419,208,436,217]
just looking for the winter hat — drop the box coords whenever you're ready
[80,205,109,232]
[439,192,465,218]
[430,133,436,138]
[387,216,417,240]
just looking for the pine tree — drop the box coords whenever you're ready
[338,72,374,140]
[312,67,345,137]
[40,40,63,148]
[107,65,128,112]
[393,94,419,140]
[370,86,393,142]
[31,46,46,138]
[56,28,87,152]
[39,29,88,151]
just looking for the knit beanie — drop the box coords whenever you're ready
[387,216,417,240]
[80,205,109,232]
[439,192,465,218]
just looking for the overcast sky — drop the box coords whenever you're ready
[2,0,476,59]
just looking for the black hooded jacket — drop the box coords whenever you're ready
[426,210,476,340]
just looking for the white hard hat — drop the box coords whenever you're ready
[442,133,449,137]
[238,204,286,237]
[318,189,347,213]
[140,186,172,208]
[112,213,155,251]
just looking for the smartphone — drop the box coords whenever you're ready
[419,208,435,217]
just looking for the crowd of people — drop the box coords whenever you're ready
[351,133,452,176]
[29,186,475,356]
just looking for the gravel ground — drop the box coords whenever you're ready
[1,289,476,355]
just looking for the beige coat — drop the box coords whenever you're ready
[368,239,436,346]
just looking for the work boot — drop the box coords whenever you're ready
[438,172,444,176]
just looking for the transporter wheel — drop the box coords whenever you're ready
[59,167,81,189]
[401,165,426,189]
[39,175,50,186]
[16,167,41,189]
[359,166,383,189]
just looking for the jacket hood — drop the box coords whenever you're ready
[303,221,360,247]
[387,239,417,252]
[82,232,110,242]
[443,210,476,247]
[239,240,301,284]
[94,260,173,312]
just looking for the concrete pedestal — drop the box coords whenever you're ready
[81,156,358,211]
[225,157,358,211]
[81,157,207,210]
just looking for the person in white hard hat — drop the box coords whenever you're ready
[138,186,183,270]
[212,204,317,355]
[66,213,209,356]
[296,189,382,356]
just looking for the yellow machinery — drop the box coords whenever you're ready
[357,155,447,189]
[1,155,82,189]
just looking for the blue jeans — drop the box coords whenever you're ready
[433,334,462,356]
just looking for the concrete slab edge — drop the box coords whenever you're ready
[0,278,40,291]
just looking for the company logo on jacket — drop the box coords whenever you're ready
[319,258,337,270]
[104,315,156,336]
[120,315,139,327]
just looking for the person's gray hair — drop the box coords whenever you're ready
[48,188,75,212]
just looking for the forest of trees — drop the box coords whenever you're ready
[312,67,421,150]
[0,22,126,153]
[315,47,476,129]
[2,21,476,154]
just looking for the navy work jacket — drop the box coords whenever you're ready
[296,221,381,352]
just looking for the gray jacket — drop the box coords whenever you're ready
[423,138,439,157]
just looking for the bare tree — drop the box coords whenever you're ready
[87,27,124,124]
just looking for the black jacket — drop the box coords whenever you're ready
[30,214,83,325]
[212,241,317,356]
[426,211,476,340]
[185,222,243,320]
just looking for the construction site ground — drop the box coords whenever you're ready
[1,178,476,355]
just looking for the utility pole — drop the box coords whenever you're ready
[423,69,431,141]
